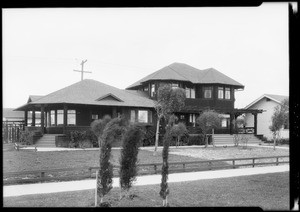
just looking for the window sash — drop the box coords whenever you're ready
[204,87,212,98]
[225,88,231,99]
[151,84,155,97]
[57,110,64,125]
[138,110,148,123]
[92,114,98,120]
[67,110,76,125]
[218,87,224,99]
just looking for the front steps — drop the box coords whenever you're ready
[213,134,261,146]
[35,134,62,147]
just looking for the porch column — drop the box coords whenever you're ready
[229,113,234,135]
[31,109,36,126]
[253,113,257,135]
[45,111,48,127]
[24,110,28,127]
[63,104,68,134]
[112,107,117,118]
[55,110,57,126]
[41,105,45,134]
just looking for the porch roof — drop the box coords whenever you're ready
[15,79,156,111]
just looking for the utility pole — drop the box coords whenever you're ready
[73,59,92,81]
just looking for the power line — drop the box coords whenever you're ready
[73,59,92,81]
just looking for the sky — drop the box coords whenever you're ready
[3,3,290,110]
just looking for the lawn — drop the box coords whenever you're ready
[3,147,228,184]
[3,172,289,209]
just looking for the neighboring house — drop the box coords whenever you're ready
[3,108,24,122]
[244,94,289,140]
[15,62,263,137]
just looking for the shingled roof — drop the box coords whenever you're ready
[15,79,155,111]
[244,94,289,109]
[126,62,244,89]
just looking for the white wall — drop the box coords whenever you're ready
[244,97,289,140]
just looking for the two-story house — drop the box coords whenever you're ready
[14,62,263,143]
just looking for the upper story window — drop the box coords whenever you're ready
[150,84,155,97]
[225,87,231,99]
[218,87,224,99]
[204,86,212,99]
[185,87,195,99]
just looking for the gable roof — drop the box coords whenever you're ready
[244,94,289,109]
[126,62,244,89]
[28,95,44,103]
[15,79,155,110]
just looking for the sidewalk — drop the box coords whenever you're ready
[3,164,289,197]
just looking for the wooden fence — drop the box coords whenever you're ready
[3,155,289,185]
[2,121,25,143]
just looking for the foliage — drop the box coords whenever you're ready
[170,122,188,147]
[97,117,126,204]
[119,124,144,197]
[269,98,289,149]
[159,115,177,206]
[187,134,209,145]
[154,84,186,152]
[83,129,98,147]
[91,115,112,147]
[196,110,221,147]
[19,130,34,145]
[69,131,85,148]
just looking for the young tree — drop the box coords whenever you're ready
[232,116,246,147]
[154,84,186,154]
[119,123,144,199]
[91,115,111,147]
[170,122,188,147]
[97,117,126,206]
[159,114,177,207]
[196,110,221,147]
[269,98,289,150]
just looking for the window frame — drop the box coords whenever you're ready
[225,87,231,100]
[204,86,212,99]
[218,87,224,99]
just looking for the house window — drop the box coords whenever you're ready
[225,87,231,99]
[149,111,153,123]
[204,86,212,99]
[130,110,136,122]
[218,87,224,99]
[221,118,227,128]
[171,83,179,89]
[180,115,185,120]
[189,114,196,127]
[57,110,64,125]
[92,114,98,120]
[150,84,155,97]
[138,110,148,123]
[143,86,149,92]
[67,110,76,125]
[185,87,196,99]
[50,110,55,126]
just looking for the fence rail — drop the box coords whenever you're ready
[3,155,289,185]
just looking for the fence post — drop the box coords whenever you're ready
[89,168,92,178]
[232,160,235,169]
[154,165,157,174]
[252,159,255,167]
[95,170,98,207]
[183,163,185,172]
[276,157,279,166]
[209,161,212,170]
[40,172,45,181]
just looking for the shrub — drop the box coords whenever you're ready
[187,134,206,145]
[278,138,289,145]
[79,139,93,148]
[19,130,34,145]
[69,131,85,148]
[83,129,98,147]
[119,124,144,197]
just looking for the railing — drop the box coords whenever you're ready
[238,127,255,134]
[3,155,289,185]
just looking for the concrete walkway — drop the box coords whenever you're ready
[3,164,289,197]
